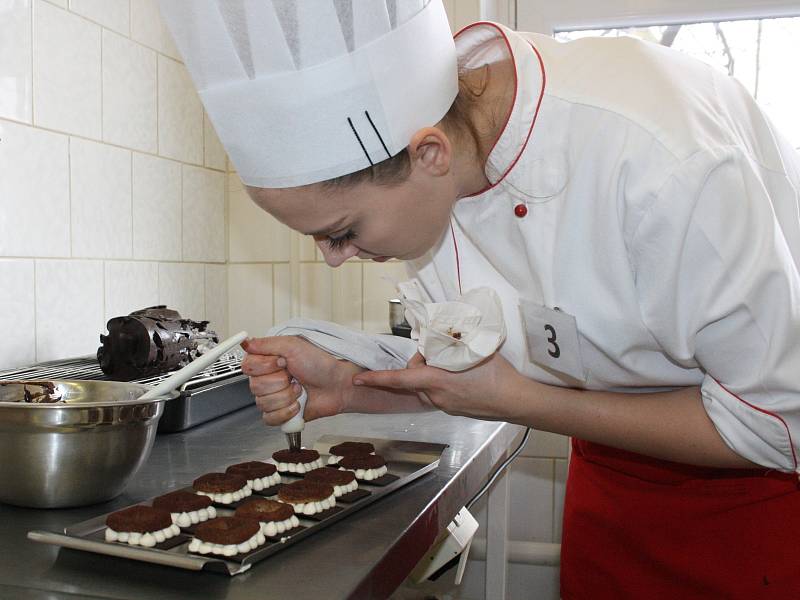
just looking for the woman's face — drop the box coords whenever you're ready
[247,151,460,267]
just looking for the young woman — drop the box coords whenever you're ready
[162,2,800,597]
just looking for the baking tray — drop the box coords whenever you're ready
[27,435,447,576]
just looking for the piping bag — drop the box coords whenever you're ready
[282,381,308,451]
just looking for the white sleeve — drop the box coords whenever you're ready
[630,147,800,472]
[267,319,417,371]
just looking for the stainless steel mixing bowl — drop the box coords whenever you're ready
[0,380,178,508]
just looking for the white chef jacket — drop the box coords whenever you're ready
[408,23,800,473]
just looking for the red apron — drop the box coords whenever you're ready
[560,438,800,600]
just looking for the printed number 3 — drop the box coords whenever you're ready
[544,324,560,358]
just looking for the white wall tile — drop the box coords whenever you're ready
[33,0,101,138]
[299,263,332,322]
[332,262,363,329]
[182,165,225,262]
[130,0,180,60]
[158,262,204,320]
[229,264,273,338]
[0,120,70,257]
[522,430,570,458]
[203,112,226,171]
[103,260,157,323]
[228,175,291,263]
[132,152,181,261]
[42,0,66,6]
[299,234,317,262]
[70,0,129,35]
[508,457,554,543]
[205,263,228,338]
[70,137,132,258]
[0,0,33,124]
[363,261,408,333]
[35,259,104,361]
[553,458,568,544]
[0,259,35,368]
[102,29,156,152]
[158,55,203,164]
[273,263,292,324]
[448,0,481,31]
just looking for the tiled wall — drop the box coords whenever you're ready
[0,0,227,366]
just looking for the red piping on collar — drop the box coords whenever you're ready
[450,219,462,295]
[454,22,547,198]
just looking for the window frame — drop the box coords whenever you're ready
[516,0,800,34]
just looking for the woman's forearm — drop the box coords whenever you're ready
[343,379,434,414]
[510,378,760,469]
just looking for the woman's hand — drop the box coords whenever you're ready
[241,336,363,426]
[352,351,526,422]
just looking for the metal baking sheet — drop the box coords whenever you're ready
[27,435,447,576]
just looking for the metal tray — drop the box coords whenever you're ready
[27,435,447,576]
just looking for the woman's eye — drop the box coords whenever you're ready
[327,230,357,250]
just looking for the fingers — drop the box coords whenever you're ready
[260,401,300,426]
[241,353,284,377]
[255,381,302,426]
[249,369,291,396]
[353,366,434,392]
[241,336,300,357]
[407,352,426,369]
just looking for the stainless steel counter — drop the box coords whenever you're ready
[6,402,524,600]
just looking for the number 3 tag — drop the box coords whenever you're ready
[519,300,586,381]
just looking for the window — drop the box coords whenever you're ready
[555,18,800,148]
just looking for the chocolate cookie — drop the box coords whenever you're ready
[226,461,277,479]
[235,498,294,523]
[272,448,320,464]
[193,517,260,545]
[106,505,172,533]
[329,441,375,457]
[152,490,212,513]
[278,480,334,504]
[193,472,248,493]
[339,454,386,470]
[305,467,356,486]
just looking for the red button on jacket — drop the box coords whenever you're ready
[514,203,528,218]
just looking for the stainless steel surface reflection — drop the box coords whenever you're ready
[0,380,177,508]
[4,407,523,599]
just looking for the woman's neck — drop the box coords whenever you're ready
[453,59,517,198]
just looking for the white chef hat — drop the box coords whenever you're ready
[158,0,458,188]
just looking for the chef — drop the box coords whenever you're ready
[160,1,800,598]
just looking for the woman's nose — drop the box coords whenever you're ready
[315,239,358,267]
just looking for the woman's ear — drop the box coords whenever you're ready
[408,127,452,177]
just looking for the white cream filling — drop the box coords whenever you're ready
[248,472,281,491]
[274,457,323,473]
[188,529,267,557]
[259,514,300,537]
[171,506,217,528]
[105,523,181,548]
[288,492,337,515]
[196,483,252,505]
[331,479,358,497]
[327,451,374,465]
[340,464,388,481]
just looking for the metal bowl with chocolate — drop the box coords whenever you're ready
[0,379,178,508]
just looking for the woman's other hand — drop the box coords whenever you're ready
[352,351,525,422]
[241,336,362,426]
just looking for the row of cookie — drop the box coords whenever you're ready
[103,474,340,555]
[272,442,389,482]
[104,494,294,557]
